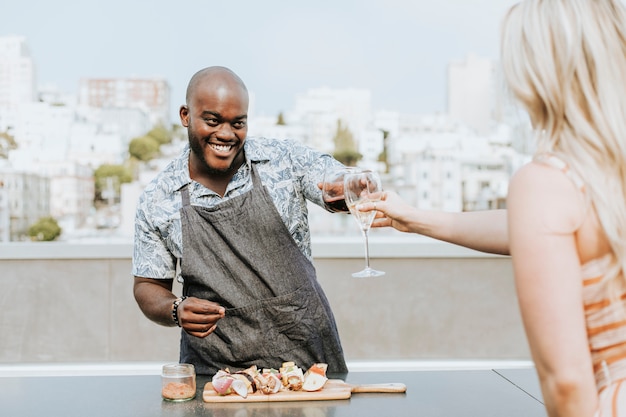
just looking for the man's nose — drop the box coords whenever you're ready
[216,124,235,140]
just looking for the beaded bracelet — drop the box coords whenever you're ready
[171,296,188,327]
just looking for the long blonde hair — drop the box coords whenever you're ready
[501,0,626,292]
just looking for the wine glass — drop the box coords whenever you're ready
[343,170,385,278]
[321,162,355,213]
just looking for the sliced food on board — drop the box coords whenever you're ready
[204,361,407,403]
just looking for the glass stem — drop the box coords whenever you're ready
[362,229,371,269]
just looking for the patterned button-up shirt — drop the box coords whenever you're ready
[132,136,342,280]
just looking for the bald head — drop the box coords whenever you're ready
[185,66,248,104]
[180,65,249,180]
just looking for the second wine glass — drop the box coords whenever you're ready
[343,170,385,278]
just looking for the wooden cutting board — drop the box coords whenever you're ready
[203,379,406,403]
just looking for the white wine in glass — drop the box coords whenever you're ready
[343,170,385,278]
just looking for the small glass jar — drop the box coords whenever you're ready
[161,363,196,401]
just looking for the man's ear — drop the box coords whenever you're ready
[179,105,190,127]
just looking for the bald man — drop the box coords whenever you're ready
[132,66,348,376]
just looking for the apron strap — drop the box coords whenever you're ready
[180,184,190,207]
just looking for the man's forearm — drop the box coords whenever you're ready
[133,277,177,326]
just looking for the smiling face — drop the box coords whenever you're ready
[180,67,249,179]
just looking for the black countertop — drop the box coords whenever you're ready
[0,368,546,417]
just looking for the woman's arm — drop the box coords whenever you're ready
[508,163,597,417]
[359,190,509,255]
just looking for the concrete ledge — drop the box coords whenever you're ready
[0,237,508,260]
[0,242,133,259]
[0,238,523,364]
[0,360,535,377]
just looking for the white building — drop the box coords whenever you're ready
[447,54,499,136]
[39,161,95,234]
[0,35,37,132]
[9,101,74,167]
[248,114,309,145]
[0,168,50,241]
[356,127,385,168]
[394,151,463,212]
[0,177,8,242]
[66,121,127,169]
[386,112,513,212]
[78,77,171,127]
[285,87,383,162]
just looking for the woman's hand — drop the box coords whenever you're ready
[357,190,418,233]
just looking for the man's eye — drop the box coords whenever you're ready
[204,118,219,126]
[233,121,246,129]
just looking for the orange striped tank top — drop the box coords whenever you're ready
[537,153,626,416]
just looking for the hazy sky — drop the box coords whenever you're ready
[3,0,519,120]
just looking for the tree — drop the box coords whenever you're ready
[377,129,390,173]
[171,124,186,141]
[146,124,172,146]
[93,164,133,202]
[0,130,17,159]
[128,135,160,161]
[28,217,62,241]
[332,119,362,166]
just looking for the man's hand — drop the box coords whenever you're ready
[177,297,226,338]
[133,276,226,336]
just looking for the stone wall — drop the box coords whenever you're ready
[0,238,528,364]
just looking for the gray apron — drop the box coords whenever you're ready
[178,163,347,376]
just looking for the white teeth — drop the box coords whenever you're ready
[210,144,232,152]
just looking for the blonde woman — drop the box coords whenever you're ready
[362,0,626,414]
[501,0,626,415]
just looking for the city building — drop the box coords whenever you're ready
[0,168,50,241]
[0,178,8,242]
[286,87,382,161]
[0,32,527,241]
[9,101,74,167]
[386,113,513,212]
[447,53,499,136]
[0,35,36,132]
[39,161,95,234]
[248,114,309,146]
[78,77,171,127]
[65,120,129,168]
